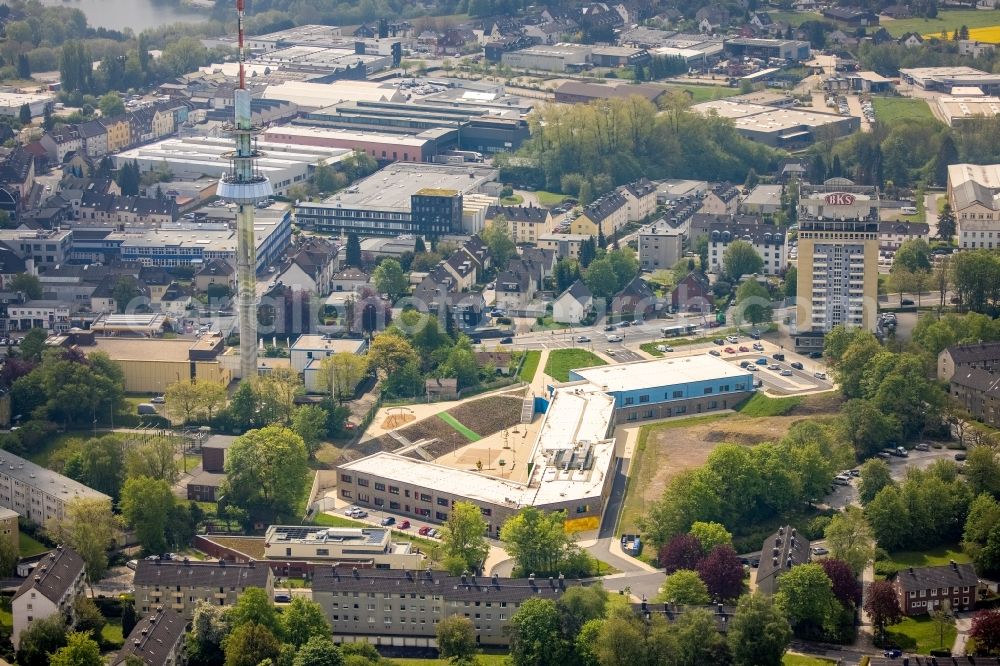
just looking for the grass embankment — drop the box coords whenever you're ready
[617,414,731,535]
[661,84,741,103]
[437,413,482,441]
[783,654,837,666]
[517,350,541,383]
[543,349,607,382]
[19,532,50,557]
[738,393,803,417]
[882,8,1000,36]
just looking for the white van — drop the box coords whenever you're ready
[606,334,623,343]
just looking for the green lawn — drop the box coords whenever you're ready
[875,543,971,577]
[500,194,523,205]
[437,412,482,441]
[882,8,1000,36]
[738,393,803,417]
[518,350,541,383]
[101,617,124,649]
[19,531,49,557]
[534,190,567,207]
[884,615,956,654]
[25,432,82,469]
[617,414,731,535]
[662,83,741,104]
[0,605,12,631]
[543,349,606,382]
[872,97,939,126]
[783,654,837,666]
[312,513,368,528]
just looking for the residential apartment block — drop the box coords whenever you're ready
[312,567,580,648]
[706,222,787,275]
[485,205,552,245]
[133,559,274,620]
[890,562,979,615]
[12,546,87,649]
[571,191,628,237]
[0,450,111,527]
[638,221,684,272]
[938,341,1000,382]
[949,367,1000,428]
[112,607,187,666]
[948,163,1000,249]
[754,526,810,595]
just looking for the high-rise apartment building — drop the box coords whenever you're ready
[794,184,880,352]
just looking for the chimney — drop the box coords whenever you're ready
[786,556,793,569]
[353,567,359,578]
[549,576,555,589]
[558,573,565,589]
[461,573,467,584]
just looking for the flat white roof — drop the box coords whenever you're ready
[292,335,366,354]
[571,354,751,392]
[264,124,430,148]
[535,385,615,452]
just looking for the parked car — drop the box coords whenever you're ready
[750,331,761,340]
[833,474,851,486]
[499,337,513,344]
[350,509,368,519]
[709,349,721,356]
[604,325,616,332]
[656,345,673,353]
[811,546,830,556]
[747,365,759,372]
[399,520,410,529]
[738,346,749,352]
[724,347,736,354]
[418,526,431,536]
[428,528,440,538]
[809,351,823,359]
[848,469,861,477]
[607,334,623,343]
[150,395,165,404]
[126,559,138,570]
[814,371,827,380]
[381,517,396,526]
[877,451,892,460]
[274,593,292,603]
[713,338,725,345]
[726,335,739,343]
[753,343,765,351]
[619,320,631,328]
[790,362,803,370]
[915,443,930,451]
[780,369,792,376]
[772,353,785,361]
[768,364,780,371]
[740,360,751,368]
[756,357,768,365]
[901,299,914,306]
[893,446,908,457]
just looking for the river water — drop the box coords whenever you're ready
[39,0,208,32]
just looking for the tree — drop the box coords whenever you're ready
[48,631,102,666]
[839,399,901,460]
[16,614,67,666]
[292,405,328,459]
[734,279,773,327]
[858,458,894,506]
[17,53,31,80]
[689,521,732,554]
[864,580,903,642]
[697,545,744,601]
[673,607,732,665]
[657,569,711,605]
[372,258,407,301]
[556,585,607,640]
[774,563,836,635]
[19,326,47,362]
[0,529,17,576]
[965,447,1000,497]
[63,435,124,500]
[783,266,797,299]
[223,623,281,666]
[9,273,42,299]
[728,593,791,666]
[938,203,956,242]
[121,598,139,638]
[723,240,764,279]
[583,258,618,299]
[500,507,581,577]
[18,102,31,125]
[281,598,330,648]
[198,381,228,422]
[820,558,858,608]
[824,506,875,575]
[436,615,478,663]
[112,276,140,313]
[222,425,309,525]
[165,380,201,424]
[72,596,106,641]
[125,437,179,483]
[481,218,516,268]
[345,233,362,268]
[228,587,283,637]
[98,92,125,118]
[970,609,1000,656]
[45,497,118,584]
[121,475,175,555]
[188,601,228,666]
[292,637,344,666]
[441,501,490,575]
[894,238,932,273]
[509,598,570,666]
[321,352,367,401]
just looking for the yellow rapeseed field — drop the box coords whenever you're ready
[922,25,1000,42]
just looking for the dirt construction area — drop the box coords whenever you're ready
[618,392,842,534]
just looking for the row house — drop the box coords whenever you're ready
[77,191,179,229]
[878,221,929,255]
[0,148,36,218]
[707,221,788,275]
[485,205,553,245]
[699,182,741,216]
[274,235,338,296]
[950,367,1000,428]
[571,191,628,238]
[133,559,274,620]
[618,178,658,223]
[938,341,1000,382]
[112,607,186,666]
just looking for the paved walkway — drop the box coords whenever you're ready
[953,613,973,656]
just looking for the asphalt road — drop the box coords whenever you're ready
[599,457,628,540]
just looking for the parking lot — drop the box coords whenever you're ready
[605,347,644,363]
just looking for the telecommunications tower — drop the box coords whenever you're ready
[217,0,272,380]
